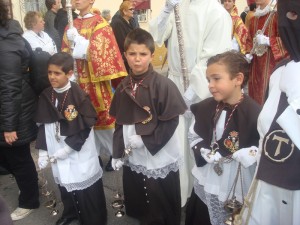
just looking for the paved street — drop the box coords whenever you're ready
[0,144,186,225]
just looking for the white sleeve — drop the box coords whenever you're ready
[189,11,232,101]
[149,9,174,47]
[72,36,89,59]
[276,105,300,149]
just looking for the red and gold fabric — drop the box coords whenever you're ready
[230,5,248,54]
[62,14,127,129]
[246,12,288,105]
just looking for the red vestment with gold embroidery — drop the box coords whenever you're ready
[246,12,288,105]
[230,6,248,54]
[62,14,127,129]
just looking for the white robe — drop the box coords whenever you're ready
[45,125,102,192]
[23,30,57,55]
[149,0,232,206]
[123,125,181,179]
[244,61,300,225]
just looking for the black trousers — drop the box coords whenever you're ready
[0,144,39,209]
[185,189,211,225]
[123,166,181,225]
[58,178,107,225]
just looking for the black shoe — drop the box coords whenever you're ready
[55,217,77,225]
[105,156,114,172]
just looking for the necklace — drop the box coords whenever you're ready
[130,76,146,98]
[209,95,244,175]
[51,89,69,142]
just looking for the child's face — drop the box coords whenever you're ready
[125,43,154,75]
[206,62,243,104]
[48,64,72,89]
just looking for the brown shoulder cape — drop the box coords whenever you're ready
[109,66,187,135]
[34,82,97,136]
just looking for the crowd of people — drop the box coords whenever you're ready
[0,0,299,224]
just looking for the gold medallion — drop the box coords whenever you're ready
[64,105,78,121]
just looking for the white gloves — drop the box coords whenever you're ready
[245,54,253,63]
[200,148,222,164]
[112,158,124,170]
[129,135,144,149]
[53,146,72,160]
[164,0,181,13]
[72,36,89,59]
[38,150,49,170]
[232,146,258,168]
[67,27,79,42]
[256,34,270,46]
[231,37,240,52]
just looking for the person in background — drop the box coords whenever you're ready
[223,0,249,54]
[54,0,78,46]
[238,0,300,224]
[110,28,187,225]
[240,6,249,23]
[44,0,61,51]
[186,51,261,225]
[111,1,135,72]
[111,0,139,29]
[245,3,257,29]
[245,0,288,105]
[149,0,232,206]
[36,52,107,225]
[101,9,111,23]
[23,11,57,55]
[0,0,39,220]
[62,0,127,172]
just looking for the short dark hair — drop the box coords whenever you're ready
[48,52,74,74]
[249,3,256,11]
[207,51,250,88]
[61,0,66,9]
[45,0,56,10]
[124,28,155,54]
[0,0,9,27]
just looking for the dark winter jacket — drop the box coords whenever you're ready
[0,19,38,146]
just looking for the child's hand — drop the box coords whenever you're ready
[38,150,49,170]
[200,148,222,163]
[129,135,144,149]
[112,158,124,170]
[53,146,72,160]
[232,146,258,168]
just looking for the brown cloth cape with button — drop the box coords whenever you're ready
[109,65,187,158]
[34,82,97,151]
[190,95,261,167]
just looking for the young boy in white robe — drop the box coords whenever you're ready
[109,28,187,225]
[35,52,107,225]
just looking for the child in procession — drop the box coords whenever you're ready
[109,28,187,225]
[185,51,261,225]
[35,52,107,225]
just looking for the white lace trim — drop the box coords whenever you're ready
[194,179,231,225]
[55,170,102,192]
[125,160,181,179]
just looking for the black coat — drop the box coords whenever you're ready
[0,20,37,146]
